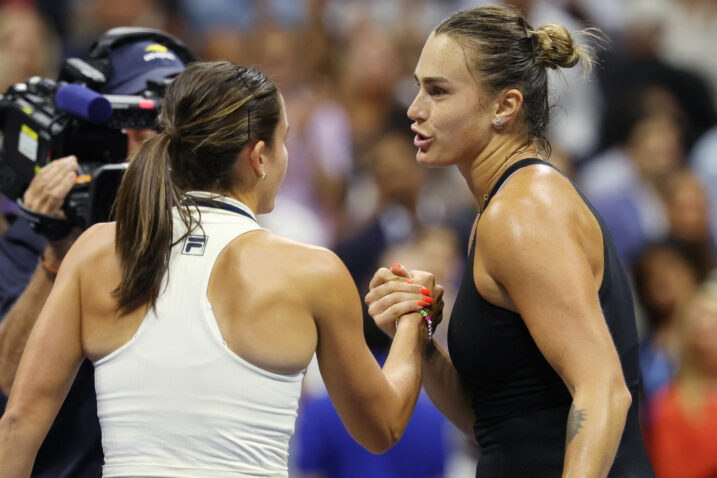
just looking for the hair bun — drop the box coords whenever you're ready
[532,24,584,70]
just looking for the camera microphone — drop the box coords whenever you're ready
[55,84,113,123]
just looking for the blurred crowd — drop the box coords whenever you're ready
[1,0,716,477]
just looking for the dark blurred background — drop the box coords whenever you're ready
[1,1,716,476]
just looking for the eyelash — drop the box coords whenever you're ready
[413,82,447,97]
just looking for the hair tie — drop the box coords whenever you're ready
[522,18,537,63]
[164,125,180,142]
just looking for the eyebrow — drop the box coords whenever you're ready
[413,74,450,85]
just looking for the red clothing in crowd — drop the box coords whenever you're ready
[647,385,717,478]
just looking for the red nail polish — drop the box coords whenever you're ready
[405,280,413,284]
[391,263,401,269]
[420,287,430,295]
[424,296,434,304]
[418,300,427,307]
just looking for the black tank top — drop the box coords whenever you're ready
[447,159,655,477]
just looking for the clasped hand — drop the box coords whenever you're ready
[365,264,444,339]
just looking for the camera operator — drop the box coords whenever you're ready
[0,28,193,477]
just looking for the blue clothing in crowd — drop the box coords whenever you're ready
[296,391,447,478]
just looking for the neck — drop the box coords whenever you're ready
[458,135,541,211]
[225,186,261,216]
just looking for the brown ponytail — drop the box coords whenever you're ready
[113,131,184,314]
[113,61,281,314]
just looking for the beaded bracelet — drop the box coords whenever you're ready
[394,309,433,342]
[419,308,433,343]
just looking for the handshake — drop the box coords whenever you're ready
[365,263,445,344]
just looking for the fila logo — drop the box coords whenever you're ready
[182,235,208,256]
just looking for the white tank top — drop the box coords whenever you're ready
[94,192,305,478]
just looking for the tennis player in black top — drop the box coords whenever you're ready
[365,5,656,478]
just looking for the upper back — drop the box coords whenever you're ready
[82,194,332,476]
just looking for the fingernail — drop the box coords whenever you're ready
[420,287,430,296]
[418,300,427,307]
[391,263,401,269]
[424,296,434,304]
[405,280,413,284]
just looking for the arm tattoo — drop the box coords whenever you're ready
[566,404,587,444]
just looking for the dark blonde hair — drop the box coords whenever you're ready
[434,5,599,153]
[113,61,281,314]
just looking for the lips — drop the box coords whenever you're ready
[412,128,433,149]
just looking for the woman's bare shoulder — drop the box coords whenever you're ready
[231,230,351,283]
[64,222,117,274]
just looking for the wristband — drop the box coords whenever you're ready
[41,255,59,277]
[17,199,74,241]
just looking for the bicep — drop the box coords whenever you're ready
[484,219,622,393]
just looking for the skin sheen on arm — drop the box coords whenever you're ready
[477,167,631,478]
[365,267,477,441]
[309,249,428,454]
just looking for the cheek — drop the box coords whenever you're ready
[437,108,486,160]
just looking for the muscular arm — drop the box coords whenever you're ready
[311,250,428,454]
[0,236,77,395]
[421,342,476,441]
[480,175,631,478]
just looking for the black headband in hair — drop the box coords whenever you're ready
[231,66,255,141]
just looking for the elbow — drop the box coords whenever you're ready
[357,420,406,455]
[612,381,632,414]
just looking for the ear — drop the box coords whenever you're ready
[248,140,267,179]
[493,88,524,128]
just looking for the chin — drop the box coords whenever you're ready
[416,148,448,168]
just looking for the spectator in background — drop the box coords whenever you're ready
[338,22,407,159]
[0,3,60,95]
[296,389,447,478]
[657,0,717,111]
[660,168,716,277]
[690,124,717,255]
[338,131,426,291]
[633,239,704,404]
[579,86,686,267]
[594,0,717,155]
[253,24,354,248]
[646,281,717,478]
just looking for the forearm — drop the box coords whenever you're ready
[422,341,476,441]
[0,263,54,395]
[562,384,632,478]
[380,313,428,443]
[0,413,43,478]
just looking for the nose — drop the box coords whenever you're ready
[407,91,426,122]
